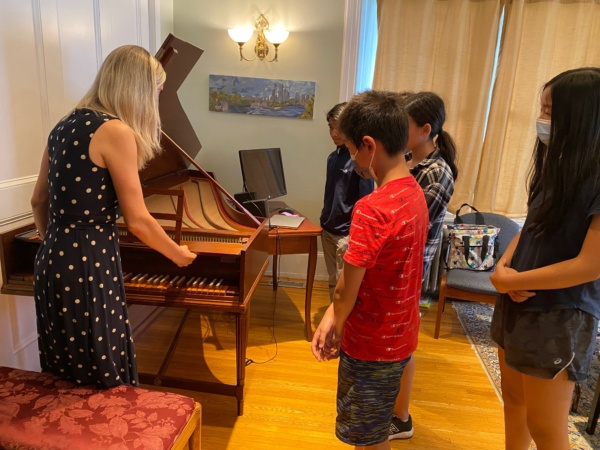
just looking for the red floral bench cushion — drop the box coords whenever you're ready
[0,366,196,450]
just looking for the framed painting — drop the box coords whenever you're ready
[209,74,316,119]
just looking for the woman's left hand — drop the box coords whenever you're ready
[490,259,535,302]
[507,289,536,303]
[489,258,510,293]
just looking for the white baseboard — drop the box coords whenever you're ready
[0,175,36,225]
[267,251,329,282]
[0,294,41,370]
[11,333,38,356]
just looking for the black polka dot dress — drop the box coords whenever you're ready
[33,108,138,388]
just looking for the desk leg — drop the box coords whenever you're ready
[235,309,248,416]
[304,236,317,342]
[272,254,278,291]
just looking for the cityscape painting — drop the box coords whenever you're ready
[208,74,316,120]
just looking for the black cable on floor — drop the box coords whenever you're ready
[246,229,280,366]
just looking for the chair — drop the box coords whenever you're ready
[586,353,600,434]
[433,212,521,339]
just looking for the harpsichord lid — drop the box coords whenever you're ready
[140,34,204,183]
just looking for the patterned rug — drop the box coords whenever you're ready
[453,301,600,450]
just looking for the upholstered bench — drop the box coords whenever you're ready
[0,366,201,450]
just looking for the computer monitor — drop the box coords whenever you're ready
[238,148,287,201]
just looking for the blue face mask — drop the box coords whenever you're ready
[350,150,377,181]
[536,118,551,145]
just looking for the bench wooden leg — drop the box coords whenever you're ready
[171,402,202,450]
[189,402,202,450]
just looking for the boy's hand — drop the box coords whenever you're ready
[311,305,339,361]
[311,320,333,361]
[323,330,341,361]
[327,333,341,360]
[312,327,340,361]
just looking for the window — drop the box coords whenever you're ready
[353,1,506,144]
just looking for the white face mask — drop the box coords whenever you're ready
[350,150,378,181]
[536,118,551,145]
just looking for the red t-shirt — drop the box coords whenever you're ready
[341,176,428,361]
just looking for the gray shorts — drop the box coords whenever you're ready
[491,295,598,382]
[336,350,410,446]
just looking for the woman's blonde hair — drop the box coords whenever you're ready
[76,45,166,168]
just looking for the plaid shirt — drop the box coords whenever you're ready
[410,148,454,279]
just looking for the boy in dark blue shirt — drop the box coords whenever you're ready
[320,102,375,300]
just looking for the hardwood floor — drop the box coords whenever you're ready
[129,279,504,450]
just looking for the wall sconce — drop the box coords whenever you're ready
[228,14,289,62]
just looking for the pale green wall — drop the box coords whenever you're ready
[159,0,173,42]
[172,0,345,224]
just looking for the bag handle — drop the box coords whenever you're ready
[454,203,486,226]
[461,234,490,269]
[443,232,496,271]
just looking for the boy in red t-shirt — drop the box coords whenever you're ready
[311,90,428,450]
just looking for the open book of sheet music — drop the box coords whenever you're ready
[269,215,305,229]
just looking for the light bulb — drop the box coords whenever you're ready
[264,29,289,44]
[228,28,253,43]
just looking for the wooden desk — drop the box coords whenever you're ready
[267,212,322,341]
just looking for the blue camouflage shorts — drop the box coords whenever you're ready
[335,350,410,446]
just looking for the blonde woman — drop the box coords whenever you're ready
[31,45,196,388]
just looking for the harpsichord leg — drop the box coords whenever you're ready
[235,309,249,416]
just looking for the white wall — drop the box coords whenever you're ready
[0,0,168,369]
[171,0,345,279]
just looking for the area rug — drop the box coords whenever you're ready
[453,301,600,450]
